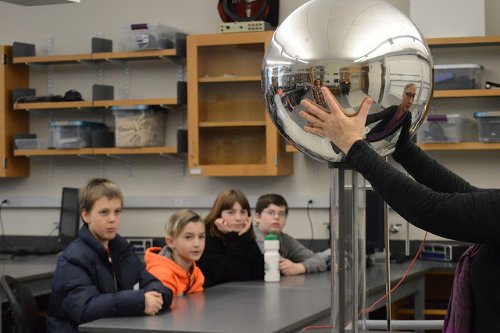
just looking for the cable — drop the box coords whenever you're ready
[306,200,314,250]
[364,232,428,314]
[301,233,429,331]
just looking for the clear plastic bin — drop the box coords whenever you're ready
[474,111,500,142]
[112,105,165,147]
[417,114,466,143]
[49,121,106,149]
[14,138,49,150]
[434,64,482,90]
[124,23,179,50]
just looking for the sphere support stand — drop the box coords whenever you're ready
[329,162,367,332]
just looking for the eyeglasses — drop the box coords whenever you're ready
[263,209,287,218]
[221,209,249,217]
[405,92,416,99]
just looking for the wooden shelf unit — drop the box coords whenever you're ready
[0,45,30,177]
[11,46,186,159]
[14,146,178,157]
[187,31,292,176]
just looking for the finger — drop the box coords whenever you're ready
[303,124,327,137]
[300,98,328,121]
[357,96,372,121]
[299,110,322,126]
[322,86,344,117]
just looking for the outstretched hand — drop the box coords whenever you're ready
[299,86,373,154]
[394,111,412,154]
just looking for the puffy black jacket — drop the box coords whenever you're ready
[47,224,173,333]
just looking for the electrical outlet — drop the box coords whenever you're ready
[307,199,313,205]
[0,199,8,206]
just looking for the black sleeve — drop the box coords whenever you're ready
[197,232,264,287]
[392,140,479,193]
[365,106,395,125]
[346,140,500,243]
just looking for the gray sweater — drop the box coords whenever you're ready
[254,225,327,273]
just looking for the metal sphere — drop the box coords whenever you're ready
[262,0,433,163]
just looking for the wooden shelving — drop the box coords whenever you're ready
[187,31,292,177]
[433,89,500,98]
[14,146,178,157]
[427,36,500,47]
[11,44,186,160]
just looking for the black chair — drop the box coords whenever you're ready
[0,275,38,333]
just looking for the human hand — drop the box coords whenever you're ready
[144,291,163,315]
[394,112,412,154]
[299,87,373,154]
[279,258,306,276]
[214,218,233,234]
[238,217,252,236]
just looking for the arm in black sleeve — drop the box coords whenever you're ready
[346,140,500,244]
[392,139,479,193]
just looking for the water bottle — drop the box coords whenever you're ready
[264,232,280,282]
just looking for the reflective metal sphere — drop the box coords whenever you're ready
[262,0,433,163]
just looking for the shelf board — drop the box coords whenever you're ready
[195,164,269,177]
[418,142,500,151]
[93,98,178,108]
[15,98,178,110]
[91,49,178,61]
[433,89,500,98]
[14,148,94,156]
[12,53,92,65]
[427,36,500,47]
[92,147,178,155]
[199,120,266,128]
[14,146,178,156]
[13,49,180,65]
[198,75,261,83]
[14,101,94,110]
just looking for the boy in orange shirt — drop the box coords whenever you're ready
[145,209,205,297]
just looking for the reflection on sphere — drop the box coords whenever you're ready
[262,0,433,163]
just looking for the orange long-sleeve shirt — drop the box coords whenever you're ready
[145,247,204,297]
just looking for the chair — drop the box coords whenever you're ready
[0,275,38,333]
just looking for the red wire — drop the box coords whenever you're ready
[301,232,428,331]
[364,231,428,314]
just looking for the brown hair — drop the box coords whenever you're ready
[205,188,255,239]
[79,178,123,214]
[255,193,288,215]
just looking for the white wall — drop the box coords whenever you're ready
[0,0,497,244]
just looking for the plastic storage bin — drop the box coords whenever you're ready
[434,64,482,90]
[113,105,165,147]
[417,114,466,143]
[49,121,106,149]
[124,23,178,50]
[474,111,500,142]
[14,138,48,150]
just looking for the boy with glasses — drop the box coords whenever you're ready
[254,194,328,276]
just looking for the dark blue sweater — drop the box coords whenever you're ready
[47,224,173,333]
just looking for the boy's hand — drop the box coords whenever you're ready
[279,258,306,275]
[144,291,163,315]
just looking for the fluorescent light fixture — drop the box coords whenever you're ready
[0,0,79,5]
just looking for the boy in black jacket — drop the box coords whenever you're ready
[47,178,173,333]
